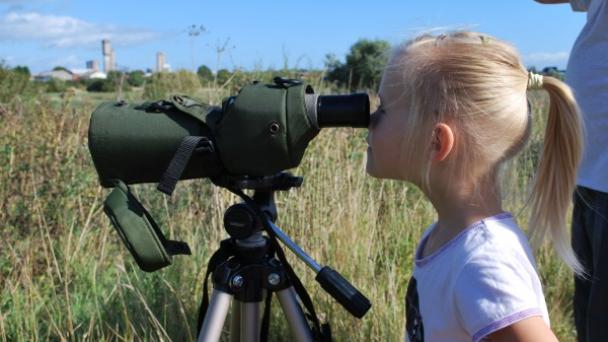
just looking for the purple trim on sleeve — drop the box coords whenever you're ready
[415,212,513,267]
[472,308,544,342]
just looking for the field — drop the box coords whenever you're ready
[0,85,576,341]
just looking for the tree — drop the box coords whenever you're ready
[127,70,145,87]
[216,69,232,85]
[542,66,565,80]
[13,66,30,77]
[325,39,390,90]
[197,65,213,83]
[325,53,348,87]
[52,66,71,73]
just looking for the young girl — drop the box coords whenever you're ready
[366,31,583,341]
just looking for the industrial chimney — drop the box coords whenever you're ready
[102,39,114,72]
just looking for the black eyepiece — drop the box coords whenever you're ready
[305,93,370,128]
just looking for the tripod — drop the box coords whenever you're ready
[196,174,371,342]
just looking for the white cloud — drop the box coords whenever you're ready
[2,53,83,70]
[526,51,570,64]
[0,11,160,48]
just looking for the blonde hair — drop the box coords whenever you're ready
[389,31,584,274]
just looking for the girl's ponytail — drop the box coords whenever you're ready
[528,75,585,275]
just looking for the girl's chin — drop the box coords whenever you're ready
[365,160,378,177]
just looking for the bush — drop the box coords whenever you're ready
[46,79,67,93]
[107,71,131,93]
[85,71,133,93]
[86,79,115,92]
[142,70,201,100]
[0,65,30,103]
[216,69,232,85]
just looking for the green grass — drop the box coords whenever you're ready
[0,89,576,341]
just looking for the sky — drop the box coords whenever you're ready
[0,0,587,74]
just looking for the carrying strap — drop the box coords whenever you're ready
[163,240,192,256]
[140,95,213,125]
[157,136,215,195]
[114,180,192,257]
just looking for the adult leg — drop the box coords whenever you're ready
[572,186,593,342]
[585,188,608,342]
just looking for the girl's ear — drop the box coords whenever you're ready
[431,123,454,162]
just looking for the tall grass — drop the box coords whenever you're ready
[0,86,576,341]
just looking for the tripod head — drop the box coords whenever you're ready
[221,172,301,240]
[219,172,371,319]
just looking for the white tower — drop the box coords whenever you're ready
[102,39,112,72]
[109,49,116,71]
[156,52,166,72]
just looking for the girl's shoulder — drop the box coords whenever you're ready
[415,213,533,268]
[468,214,536,267]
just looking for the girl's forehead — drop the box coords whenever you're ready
[380,64,409,104]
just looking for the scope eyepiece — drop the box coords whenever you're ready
[305,93,370,128]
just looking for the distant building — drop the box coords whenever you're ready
[36,60,107,82]
[86,60,99,71]
[71,69,107,80]
[87,71,107,79]
[102,39,116,72]
[109,50,116,71]
[156,52,166,72]
[34,69,74,82]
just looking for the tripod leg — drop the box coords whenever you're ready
[277,288,314,342]
[198,289,232,342]
[240,301,261,342]
[230,300,241,342]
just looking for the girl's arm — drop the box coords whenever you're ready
[488,316,559,342]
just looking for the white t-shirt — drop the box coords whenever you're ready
[405,213,549,342]
[566,0,608,193]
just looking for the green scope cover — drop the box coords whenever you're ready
[88,80,320,187]
[210,81,320,176]
[89,95,218,187]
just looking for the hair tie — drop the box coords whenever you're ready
[527,72,544,90]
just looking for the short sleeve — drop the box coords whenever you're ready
[569,0,589,12]
[453,252,545,342]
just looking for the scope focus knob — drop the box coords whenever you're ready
[224,203,259,239]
